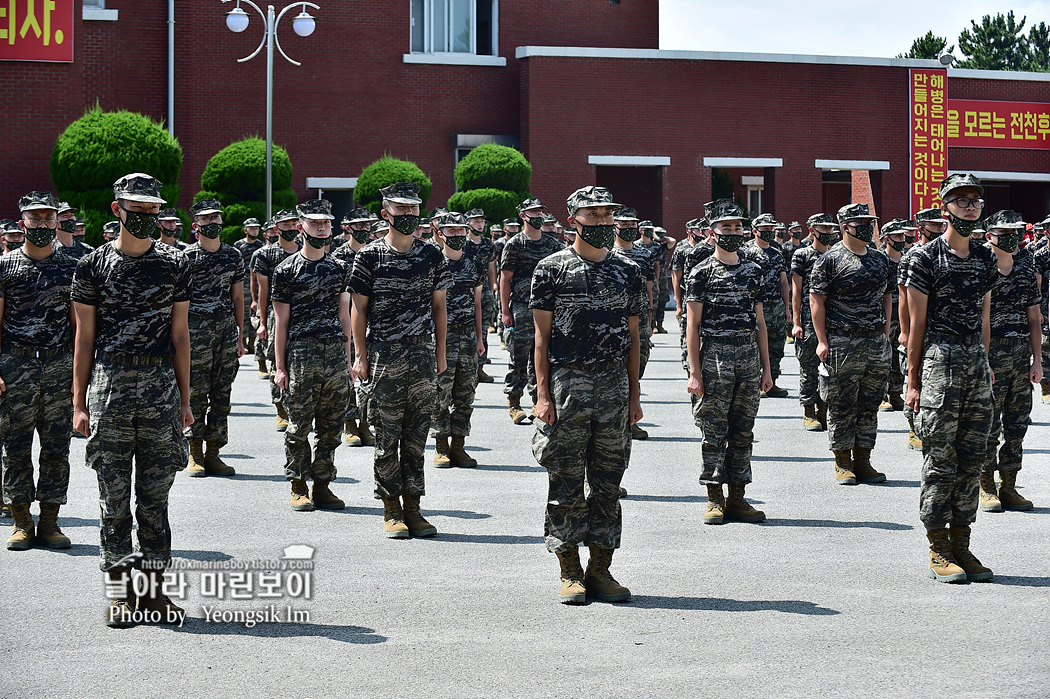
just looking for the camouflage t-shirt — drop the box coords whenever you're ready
[611,244,656,333]
[55,239,94,261]
[251,242,298,284]
[1033,244,1050,320]
[330,242,357,266]
[233,237,264,282]
[741,240,786,308]
[349,238,453,342]
[271,252,351,341]
[501,232,565,304]
[492,237,508,274]
[0,248,77,349]
[530,248,643,366]
[685,256,765,338]
[670,239,696,273]
[640,239,668,282]
[183,242,245,317]
[790,245,825,325]
[879,244,901,304]
[987,244,1041,338]
[897,244,924,288]
[809,242,892,333]
[780,241,797,270]
[465,237,495,267]
[682,242,716,277]
[71,241,191,357]
[904,236,997,336]
[445,254,486,329]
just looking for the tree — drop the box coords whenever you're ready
[354,156,432,214]
[897,31,953,60]
[958,12,1030,71]
[1026,21,1049,72]
[447,144,531,224]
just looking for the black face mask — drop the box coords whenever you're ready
[278,227,298,242]
[991,231,1020,253]
[616,227,641,242]
[420,229,433,240]
[919,225,943,241]
[304,233,329,250]
[817,233,837,247]
[388,213,420,236]
[849,221,875,243]
[59,219,76,234]
[350,228,371,244]
[197,223,222,239]
[119,205,160,239]
[577,224,616,250]
[525,215,544,230]
[24,226,56,248]
[757,229,776,243]
[443,235,468,251]
[716,234,745,253]
[948,214,980,237]
[265,234,279,243]
[888,239,907,252]
[6,239,24,250]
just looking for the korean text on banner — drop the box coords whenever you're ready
[0,0,74,63]
[910,68,948,215]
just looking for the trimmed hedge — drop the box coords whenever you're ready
[447,188,525,226]
[454,144,531,193]
[355,156,432,214]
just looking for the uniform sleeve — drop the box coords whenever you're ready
[342,259,354,294]
[883,254,894,295]
[904,248,932,296]
[789,248,806,278]
[348,251,374,297]
[530,258,555,311]
[173,253,192,303]
[1025,266,1041,309]
[684,264,705,304]
[627,264,644,317]
[808,253,832,297]
[230,248,245,284]
[433,252,453,292]
[271,262,292,305]
[500,239,517,274]
[254,250,271,278]
[71,254,99,306]
[752,265,767,305]
[644,250,657,282]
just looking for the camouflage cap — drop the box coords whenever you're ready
[75,216,85,225]
[158,208,180,221]
[881,218,918,235]
[296,199,334,221]
[774,222,787,231]
[614,207,641,222]
[103,221,121,234]
[985,210,1026,230]
[503,217,520,227]
[464,208,485,219]
[18,190,60,212]
[703,198,734,219]
[836,203,878,224]
[789,221,802,230]
[342,207,373,225]
[708,201,747,224]
[752,213,777,228]
[439,212,468,228]
[638,220,655,230]
[517,197,544,213]
[939,173,984,201]
[112,173,166,204]
[490,224,503,233]
[191,198,223,217]
[542,213,558,224]
[914,208,945,223]
[1,219,16,233]
[380,181,422,205]
[243,217,261,227]
[370,219,389,234]
[685,218,701,230]
[1039,214,1050,228]
[263,219,275,230]
[654,227,667,240]
[429,207,450,224]
[418,217,431,227]
[56,201,77,215]
[273,208,298,224]
[566,186,621,216]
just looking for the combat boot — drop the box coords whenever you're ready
[105,568,136,628]
[815,402,828,431]
[36,503,71,549]
[402,496,437,537]
[703,484,725,525]
[204,441,236,477]
[343,418,361,447]
[888,391,905,411]
[907,416,922,450]
[358,421,376,446]
[998,470,1033,511]
[584,546,631,602]
[477,366,494,383]
[879,397,893,412]
[949,524,993,582]
[555,548,586,605]
[312,480,345,510]
[449,435,478,468]
[187,439,206,477]
[1,503,10,518]
[926,529,968,583]
[1041,379,1050,404]
[508,396,528,425]
[136,570,185,623]
[979,472,1002,512]
[434,436,452,467]
[725,484,765,522]
[257,354,269,379]
[290,479,314,512]
[630,423,649,440]
[834,449,856,486]
[851,447,885,484]
[6,504,34,550]
[802,404,821,431]
[762,383,788,398]
[382,497,410,539]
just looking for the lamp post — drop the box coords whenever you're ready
[222,0,319,219]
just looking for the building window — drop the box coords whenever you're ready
[411,0,497,55]
[83,0,105,6]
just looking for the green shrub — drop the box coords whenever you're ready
[454,144,531,193]
[199,137,293,201]
[447,188,526,225]
[355,156,432,213]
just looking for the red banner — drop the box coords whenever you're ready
[947,99,1050,150]
[0,0,73,63]
[910,69,948,215]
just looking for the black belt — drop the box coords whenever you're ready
[704,334,754,346]
[991,336,1030,346]
[830,328,885,339]
[555,359,626,371]
[95,350,171,367]
[290,335,346,345]
[927,332,982,346]
[3,344,71,359]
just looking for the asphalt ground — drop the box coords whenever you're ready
[2,324,1048,698]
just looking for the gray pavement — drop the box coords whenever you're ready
[2,328,1049,698]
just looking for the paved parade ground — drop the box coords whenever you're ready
[2,329,1049,698]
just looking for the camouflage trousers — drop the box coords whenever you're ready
[0,349,72,505]
[242,281,257,351]
[916,335,992,528]
[795,324,820,406]
[819,334,890,451]
[87,358,187,572]
[186,314,240,446]
[639,326,651,379]
[692,336,761,485]
[342,340,365,423]
[1042,329,1049,373]
[265,307,285,418]
[653,278,669,328]
[480,286,495,364]
[532,362,630,553]
[504,302,537,400]
[887,313,904,394]
[679,312,690,374]
[764,297,787,381]
[430,327,479,438]
[364,338,436,499]
[281,337,349,482]
[987,337,1034,473]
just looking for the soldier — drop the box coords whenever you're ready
[1,191,77,550]
[73,216,89,245]
[904,173,997,584]
[878,218,914,412]
[101,221,119,243]
[743,213,791,397]
[2,221,25,254]
[491,223,507,338]
[157,209,187,250]
[233,217,264,356]
[500,198,563,425]
[72,173,191,626]
[981,210,1042,513]
[791,213,837,431]
[182,198,244,478]
[810,203,893,486]
[271,199,352,512]
[532,186,642,605]
[350,182,452,538]
[54,202,93,260]
[686,201,772,526]
[1033,216,1050,403]
[783,222,803,268]
[249,219,277,378]
[671,218,704,374]
[464,208,496,384]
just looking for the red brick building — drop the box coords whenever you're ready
[3,0,1048,230]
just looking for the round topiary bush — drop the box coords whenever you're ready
[355,156,432,214]
[447,188,526,226]
[454,144,531,193]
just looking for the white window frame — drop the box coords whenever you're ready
[407,0,503,65]
[83,0,119,21]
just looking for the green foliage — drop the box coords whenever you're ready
[897,31,953,59]
[958,12,1033,71]
[454,144,531,193]
[1027,22,1050,72]
[355,156,432,213]
[194,138,297,234]
[447,188,526,225]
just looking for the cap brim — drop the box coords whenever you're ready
[19,203,59,212]
[301,213,335,221]
[119,194,167,204]
[383,196,423,205]
[192,208,222,216]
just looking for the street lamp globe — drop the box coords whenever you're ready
[226,6,249,33]
[292,9,316,37]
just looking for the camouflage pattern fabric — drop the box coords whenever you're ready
[987,339,1034,473]
[501,233,565,305]
[0,351,73,505]
[611,244,654,376]
[184,242,244,317]
[503,303,537,399]
[987,244,1040,338]
[271,253,351,340]
[282,337,348,482]
[808,243,893,333]
[0,248,77,348]
[882,250,904,394]
[234,236,264,347]
[532,364,630,553]
[330,244,362,421]
[430,327,479,438]
[466,236,496,361]
[791,245,825,405]
[445,254,486,329]
[818,335,891,450]
[684,256,765,337]
[904,237,998,336]
[185,314,240,446]
[55,239,94,261]
[682,241,715,277]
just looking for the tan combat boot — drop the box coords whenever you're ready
[477,366,495,383]
[290,479,314,512]
[907,416,922,451]
[312,480,345,510]
[136,570,185,623]
[815,402,828,431]
[979,472,1002,512]
[834,449,856,485]
[36,503,71,549]
[343,418,362,447]
[852,447,886,484]
[1041,379,1050,404]
[508,396,528,425]
[257,353,269,379]
[6,504,34,550]
[204,441,236,476]
[556,548,587,605]
[382,497,410,539]
[449,435,478,468]
[926,529,968,583]
[402,496,437,537]
[703,484,725,525]
[630,423,649,440]
[275,404,289,432]
[725,484,766,522]
[879,397,893,412]
[998,469,1033,511]
[802,404,821,431]
[357,421,376,446]
[105,568,136,628]
[187,439,206,478]
[584,546,631,602]
[434,436,452,467]
[949,524,993,582]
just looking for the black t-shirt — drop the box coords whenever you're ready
[252,242,298,283]
[234,237,264,282]
[790,245,825,325]
[271,252,351,341]
[445,254,486,329]
[0,248,77,349]
[183,242,245,317]
[501,232,565,304]
[682,242,715,277]
[987,244,1041,338]
[741,241,786,308]
[685,256,765,338]
[465,236,495,267]
[904,236,998,336]
[809,242,892,333]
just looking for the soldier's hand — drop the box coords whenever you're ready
[760,371,773,394]
[687,372,704,396]
[816,340,829,363]
[1031,362,1043,385]
[629,398,643,426]
[501,311,512,328]
[353,356,369,381]
[180,404,194,430]
[273,368,289,390]
[347,360,356,385]
[906,387,921,413]
[73,407,90,437]
[237,341,246,358]
[534,395,556,425]
[250,301,258,313]
[675,305,683,320]
[898,331,908,348]
[0,374,5,395]
[257,323,268,341]
[792,324,804,340]
[436,355,447,375]
[476,340,485,356]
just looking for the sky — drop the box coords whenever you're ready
[659,0,1050,59]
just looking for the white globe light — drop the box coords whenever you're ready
[226,7,249,33]
[292,10,316,37]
